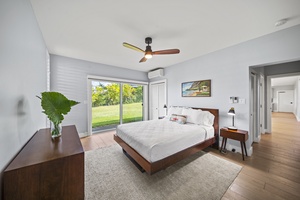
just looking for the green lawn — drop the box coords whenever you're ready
[92,102,143,128]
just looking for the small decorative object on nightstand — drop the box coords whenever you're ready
[220,127,248,160]
[227,107,237,130]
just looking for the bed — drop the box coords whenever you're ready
[114,107,219,175]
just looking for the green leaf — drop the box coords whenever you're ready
[38,92,79,124]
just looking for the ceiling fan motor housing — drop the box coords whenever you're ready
[145,37,152,44]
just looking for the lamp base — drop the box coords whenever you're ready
[228,126,237,130]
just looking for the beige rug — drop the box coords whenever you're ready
[85,145,241,200]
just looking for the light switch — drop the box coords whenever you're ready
[239,98,246,104]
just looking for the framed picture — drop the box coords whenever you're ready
[182,80,211,97]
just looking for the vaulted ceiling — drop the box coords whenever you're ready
[30,0,300,72]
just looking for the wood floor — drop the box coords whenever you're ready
[80,112,300,200]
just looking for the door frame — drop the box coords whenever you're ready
[266,72,300,133]
[87,75,148,136]
[149,79,167,120]
[249,71,259,143]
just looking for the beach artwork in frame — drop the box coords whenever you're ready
[182,80,211,97]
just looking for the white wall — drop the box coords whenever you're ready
[0,0,48,196]
[50,55,148,134]
[163,25,300,154]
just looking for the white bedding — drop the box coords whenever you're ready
[116,119,214,162]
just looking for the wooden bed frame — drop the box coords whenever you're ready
[114,108,219,175]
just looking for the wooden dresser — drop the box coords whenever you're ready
[3,125,84,200]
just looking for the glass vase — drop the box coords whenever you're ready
[51,122,62,138]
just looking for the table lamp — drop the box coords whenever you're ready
[228,107,237,130]
[163,104,168,115]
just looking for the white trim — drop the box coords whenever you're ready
[249,71,257,145]
[87,78,92,136]
[253,135,261,143]
[79,132,88,138]
[87,75,148,85]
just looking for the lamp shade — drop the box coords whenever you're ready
[228,107,235,116]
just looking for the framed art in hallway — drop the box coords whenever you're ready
[182,79,211,97]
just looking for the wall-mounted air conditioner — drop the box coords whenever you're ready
[148,69,164,79]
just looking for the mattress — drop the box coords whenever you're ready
[116,119,214,162]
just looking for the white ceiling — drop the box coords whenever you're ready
[30,0,300,72]
[271,76,300,87]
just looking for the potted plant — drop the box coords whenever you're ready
[37,91,79,138]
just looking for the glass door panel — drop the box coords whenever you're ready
[122,83,143,124]
[91,81,120,132]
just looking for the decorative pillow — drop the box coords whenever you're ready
[169,114,178,122]
[176,115,187,124]
[169,114,187,124]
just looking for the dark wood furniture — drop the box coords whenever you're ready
[220,127,248,160]
[3,125,84,200]
[114,108,219,175]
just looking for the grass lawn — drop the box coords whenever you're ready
[92,102,143,128]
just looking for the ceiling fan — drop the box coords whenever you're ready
[123,37,180,63]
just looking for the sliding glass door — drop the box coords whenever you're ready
[90,79,146,133]
[91,81,120,132]
[122,83,143,124]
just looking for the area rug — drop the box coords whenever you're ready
[85,145,242,200]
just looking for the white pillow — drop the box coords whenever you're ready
[188,109,214,126]
[189,109,203,124]
[201,111,215,126]
[167,106,183,116]
[182,108,198,123]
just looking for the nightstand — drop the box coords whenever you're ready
[220,127,248,160]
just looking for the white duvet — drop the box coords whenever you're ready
[116,119,214,162]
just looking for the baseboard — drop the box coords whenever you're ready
[79,132,88,138]
[253,135,261,143]
[221,143,253,157]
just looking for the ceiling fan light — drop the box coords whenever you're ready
[145,53,152,59]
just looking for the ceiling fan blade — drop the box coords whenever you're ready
[123,42,144,53]
[153,49,180,55]
[139,57,147,63]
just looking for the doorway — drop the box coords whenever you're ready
[250,72,258,143]
[149,80,167,120]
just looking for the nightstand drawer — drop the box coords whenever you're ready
[220,128,248,142]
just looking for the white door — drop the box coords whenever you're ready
[150,82,166,120]
[278,90,294,112]
[151,84,159,120]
